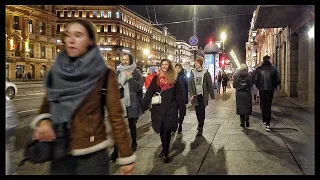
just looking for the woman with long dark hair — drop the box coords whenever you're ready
[141,59,186,163]
[30,19,136,175]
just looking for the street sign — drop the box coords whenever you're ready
[189,36,198,46]
[190,46,198,51]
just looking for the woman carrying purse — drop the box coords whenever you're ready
[141,59,186,163]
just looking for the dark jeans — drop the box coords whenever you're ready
[160,123,172,157]
[113,118,137,155]
[195,94,205,128]
[222,85,227,92]
[50,149,109,175]
[240,115,249,124]
[259,90,274,126]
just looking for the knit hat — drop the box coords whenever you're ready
[195,58,204,67]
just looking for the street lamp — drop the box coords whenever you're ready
[168,55,173,60]
[220,32,226,52]
[308,26,314,39]
[143,49,150,69]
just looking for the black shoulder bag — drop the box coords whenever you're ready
[19,69,110,166]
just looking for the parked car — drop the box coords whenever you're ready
[6,81,17,99]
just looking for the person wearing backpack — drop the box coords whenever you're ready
[233,64,254,127]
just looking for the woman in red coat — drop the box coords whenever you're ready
[145,68,156,89]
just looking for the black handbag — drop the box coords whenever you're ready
[19,69,110,166]
[18,123,70,166]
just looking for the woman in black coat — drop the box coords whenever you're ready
[174,63,188,133]
[233,64,254,127]
[141,59,186,163]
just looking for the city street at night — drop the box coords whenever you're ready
[11,83,314,175]
[6,5,314,175]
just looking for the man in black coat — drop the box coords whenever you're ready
[254,55,280,132]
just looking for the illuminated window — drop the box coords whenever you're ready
[116,11,120,18]
[40,22,46,35]
[13,16,19,30]
[107,11,112,18]
[93,11,97,18]
[28,20,33,33]
[100,11,104,18]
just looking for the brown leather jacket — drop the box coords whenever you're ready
[30,70,136,165]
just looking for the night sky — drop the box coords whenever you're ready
[125,5,257,63]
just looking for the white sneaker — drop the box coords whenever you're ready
[266,125,271,132]
[262,122,266,127]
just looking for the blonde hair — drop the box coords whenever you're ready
[240,63,248,71]
[160,59,177,84]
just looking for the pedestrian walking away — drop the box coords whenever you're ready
[254,55,281,132]
[233,63,254,128]
[188,58,215,136]
[111,53,144,162]
[141,59,186,163]
[29,19,136,175]
[222,72,229,92]
[217,72,222,93]
[174,63,189,133]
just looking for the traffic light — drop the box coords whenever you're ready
[219,53,226,69]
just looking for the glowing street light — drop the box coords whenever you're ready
[143,49,150,55]
[221,32,226,41]
[221,32,226,52]
[168,55,173,60]
[308,26,314,39]
[143,49,150,67]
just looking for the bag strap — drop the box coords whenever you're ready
[101,68,110,116]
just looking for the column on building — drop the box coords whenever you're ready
[297,30,309,101]
[308,33,314,111]
[286,34,298,97]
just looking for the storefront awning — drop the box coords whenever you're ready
[253,5,306,29]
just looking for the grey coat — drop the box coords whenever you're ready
[233,70,254,115]
[117,69,144,118]
[188,69,215,107]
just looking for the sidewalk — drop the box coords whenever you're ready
[15,88,314,175]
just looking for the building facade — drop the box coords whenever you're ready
[54,5,176,71]
[247,5,314,111]
[55,5,153,71]
[175,40,193,66]
[6,5,58,81]
[149,26,176,70]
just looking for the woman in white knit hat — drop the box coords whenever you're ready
[233,63,254,127]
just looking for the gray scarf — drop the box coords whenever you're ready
[45,46,107,124]
[118,63,136,107]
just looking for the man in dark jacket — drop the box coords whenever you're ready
[188,58,215,136]
[175,63,188,133]
[254,55,280,132]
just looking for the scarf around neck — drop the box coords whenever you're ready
[118,63,136,107]
[45,45,107,125]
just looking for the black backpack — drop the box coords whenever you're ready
[237,76,250,92]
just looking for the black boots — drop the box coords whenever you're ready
[197,127,203,136]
